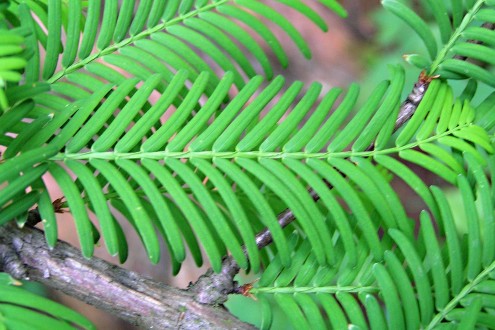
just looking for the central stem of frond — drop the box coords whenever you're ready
[50,150,380,161]
[50,126,469,161]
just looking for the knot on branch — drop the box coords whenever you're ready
[191,256,240,305]
[0,242,28,280]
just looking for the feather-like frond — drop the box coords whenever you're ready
[1,0,349,273]
[384,0,495,86]
[247,162,495,329]
[3,58,493,274]
[7,0,345,89]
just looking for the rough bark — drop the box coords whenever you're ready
[0,224,255,330]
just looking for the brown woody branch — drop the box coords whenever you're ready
[0,224,254,330]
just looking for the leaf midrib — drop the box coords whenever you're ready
[47,0,229,84]
[251,285,379,295]
[49,123,472,161]
[426,260,495,329]
[429,0,485,75]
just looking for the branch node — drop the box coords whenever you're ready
[0,243,28,280]
[192,256,240,305]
